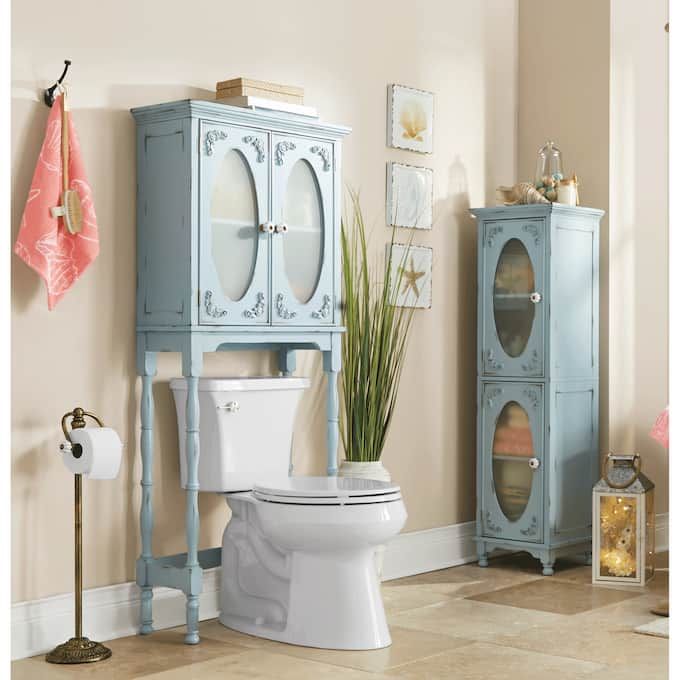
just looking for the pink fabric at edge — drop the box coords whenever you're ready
[650,406,669,449]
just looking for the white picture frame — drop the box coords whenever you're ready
[387,84,434,154]
[388,243,433,309]
[387,162,433,230]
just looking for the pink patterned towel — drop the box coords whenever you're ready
[650,406,669,449]
[14,93,99,310]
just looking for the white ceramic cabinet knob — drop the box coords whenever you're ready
[529,292,542,304]
[528,457,540,470]
[274,223,289,234]
[259,222,275,233]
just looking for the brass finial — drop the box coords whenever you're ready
[71,407,86,430]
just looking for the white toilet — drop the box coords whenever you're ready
[170,376,407,650]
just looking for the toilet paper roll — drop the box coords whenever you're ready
[62,427,123,480]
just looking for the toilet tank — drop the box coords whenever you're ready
[169,377,309,492]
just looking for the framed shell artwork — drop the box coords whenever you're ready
[387,84,434,154]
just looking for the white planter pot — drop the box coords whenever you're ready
[338,460,391,578]
[338,460,391,482]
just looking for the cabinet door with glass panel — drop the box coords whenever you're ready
[481,382,544,542]
[270,135,334,325]
[481,219,545,377]
[199,122,270,325]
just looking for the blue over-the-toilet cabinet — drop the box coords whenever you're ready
[470,204,604,575]
[131,100,350,643]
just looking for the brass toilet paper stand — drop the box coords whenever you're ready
[46,407,112,664]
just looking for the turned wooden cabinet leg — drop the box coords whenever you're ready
[541,557,555,576]
[183,350,202,645]
[323,336,341,477]
[138,350,156,635]
[477,543,489,568]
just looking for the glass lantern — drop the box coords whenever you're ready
[593,454,655,586]
[534,140,564,202]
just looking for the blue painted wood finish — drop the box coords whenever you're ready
[198,123,270,325]
[131,100,350,643]
[136,346,156,635]
[471,204,603,576]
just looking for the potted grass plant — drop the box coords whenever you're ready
[339,190,418,484]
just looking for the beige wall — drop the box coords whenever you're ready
[11,0,518,602]
[608,0,669,509]
[518,0,669,512]
[518,0,611,451]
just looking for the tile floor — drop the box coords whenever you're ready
[13,552,669,679]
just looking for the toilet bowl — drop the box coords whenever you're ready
[170,377,407,650]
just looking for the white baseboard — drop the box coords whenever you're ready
[381,521,478,581]
[11,514,669,661]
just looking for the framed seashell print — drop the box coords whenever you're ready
[387,84,434,154]
[387,162,433,229]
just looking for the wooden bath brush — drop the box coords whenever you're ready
[50,89,82,234]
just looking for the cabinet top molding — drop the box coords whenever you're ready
[131,99,352,139]
[470,204,605,220]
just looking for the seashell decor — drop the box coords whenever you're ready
[496,182,550,206]
[399,99,427,142]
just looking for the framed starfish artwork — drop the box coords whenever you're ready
[387,84,434,154]
[388,244,432,309]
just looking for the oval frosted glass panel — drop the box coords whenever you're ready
[493,239,535,357]
[282,160,323,303]
[492,401,534,522]
[210,150,258,301]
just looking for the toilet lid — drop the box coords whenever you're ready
[252,476,402,505]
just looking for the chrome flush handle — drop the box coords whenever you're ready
[529,292,542,304]
[217,401,240,413]
[528,457,540,470]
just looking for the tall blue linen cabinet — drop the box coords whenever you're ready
[470,204,604,575]
[131,100,350,643]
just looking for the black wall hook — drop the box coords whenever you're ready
[44,60,72,107]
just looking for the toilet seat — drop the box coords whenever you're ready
[252,476,402,505]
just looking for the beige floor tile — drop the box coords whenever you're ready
[467,577,640,615]
[390,596,566,642]
[382,583,454,616]
[587,664,668,680]
[493,611,668,676]
[249,626,471,673]
[573,593,670,630]
[193,618,271,649]
[142,648,394,679]
[391,641,605,680]
[385,562,542,600]
[12,657,75,680]
[11,629,246,679]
